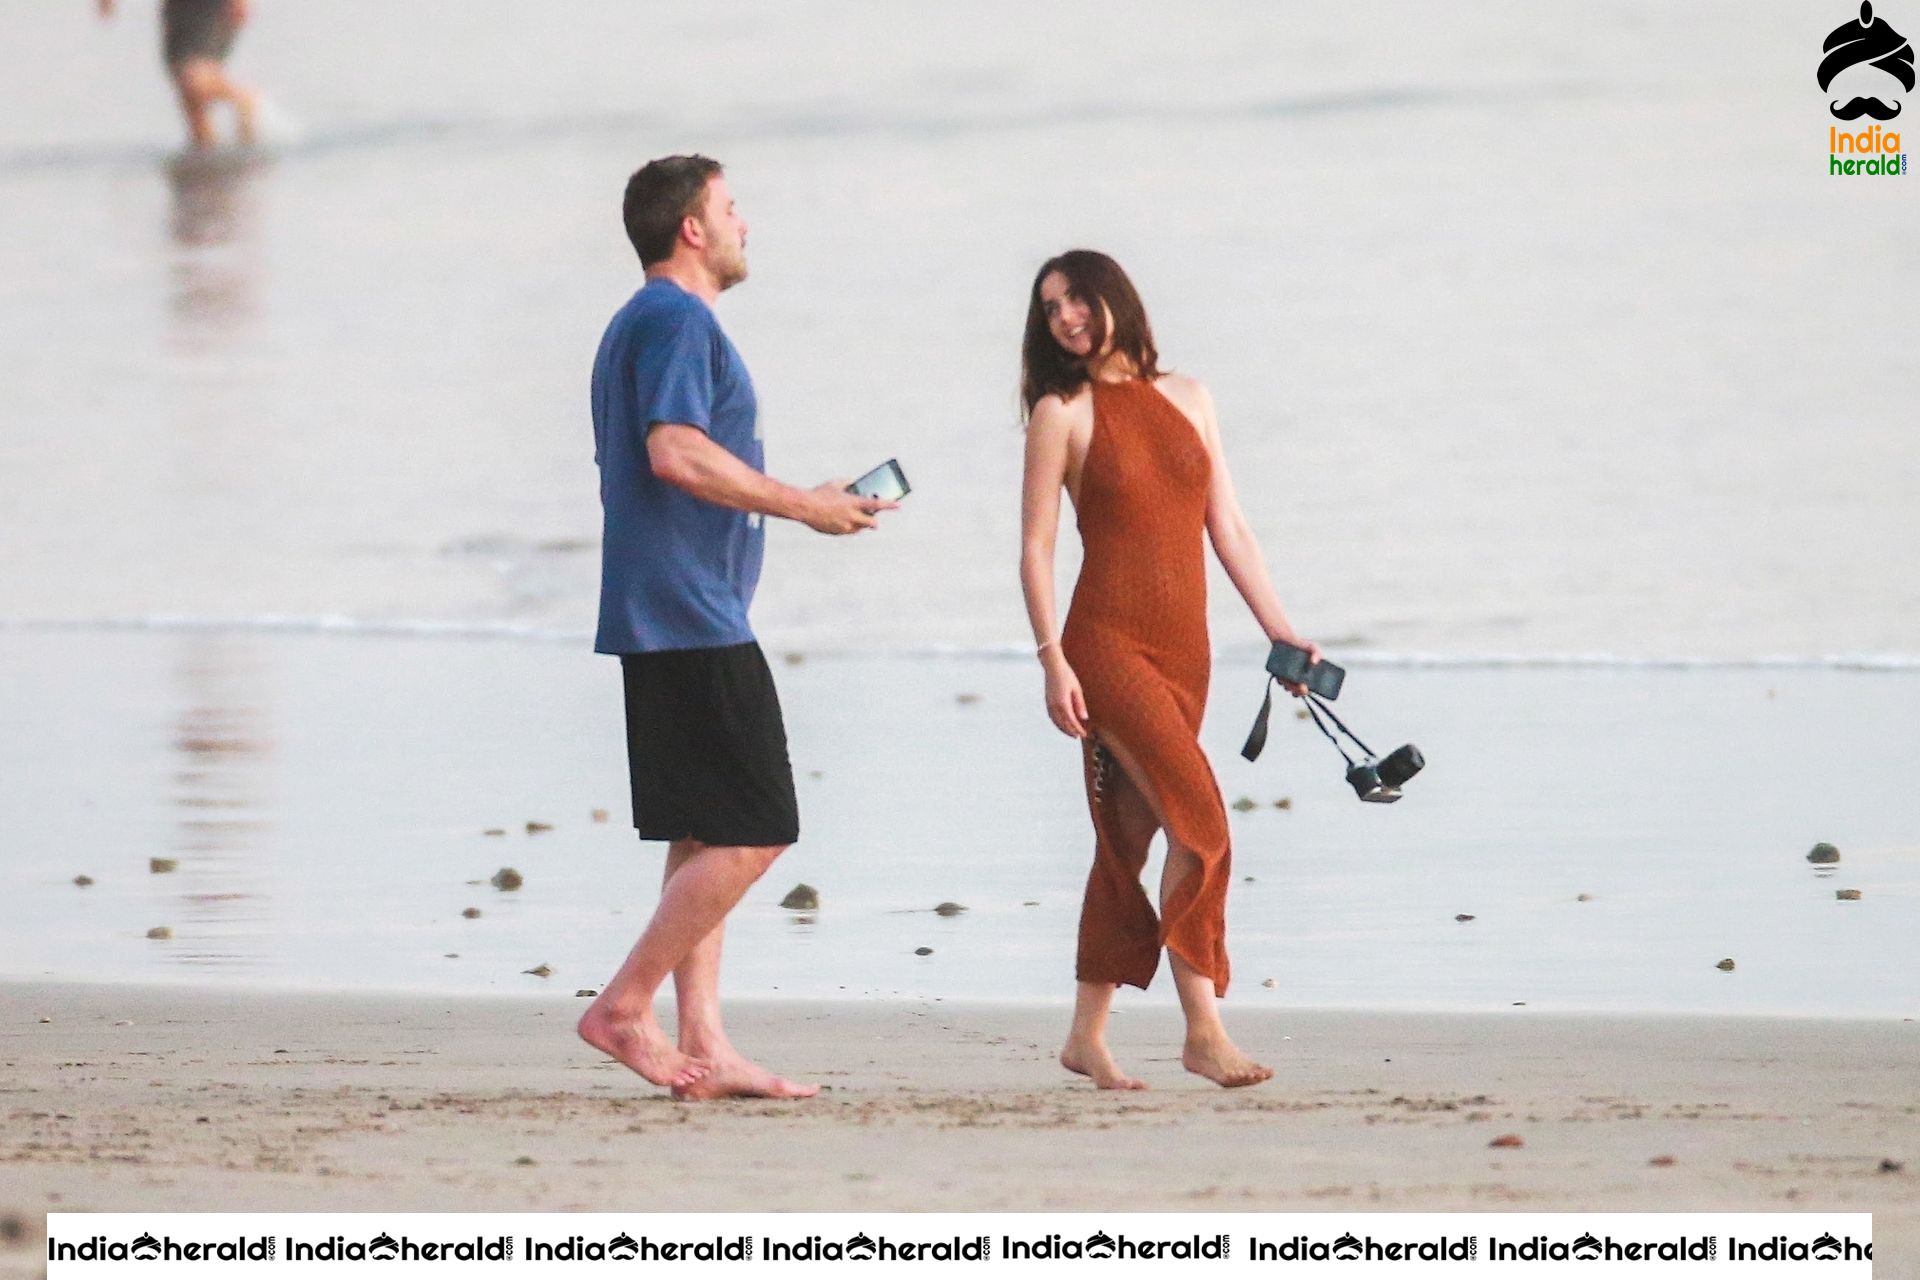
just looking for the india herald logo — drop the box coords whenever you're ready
[1821,3,1914,118]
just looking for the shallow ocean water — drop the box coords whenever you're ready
[3,632,1914,1016]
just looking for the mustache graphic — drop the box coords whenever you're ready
[1831,95,1903,119]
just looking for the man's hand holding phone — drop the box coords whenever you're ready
[803,482,895,535]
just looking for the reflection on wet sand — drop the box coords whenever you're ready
[163,635,274,969]
[164,150,269,352]
[154,148,278,968]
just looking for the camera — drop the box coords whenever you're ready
[1346,744,1425,803]
[1241,652,1426,804]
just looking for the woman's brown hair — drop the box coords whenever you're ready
[1020,250,1161,418]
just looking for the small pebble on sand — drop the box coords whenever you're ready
[1294,708,1310,720]
[149,858,178,874]
[1836,888,1862,900]
[1717,958,1736,971]
[490,867,524,891]
[1576,893,1595,902]
[39,1016,52,1024]
[525,821,553,834]
[590,808,609,823]
[1231,797,1257,812]
[1881,1159,1905,1173]
[1273,797,1293,810]
[575,988,598,998]
[914,947,933,956]
[956,692,981,705]
[808,770,824,779]
[523,964,553,978]
[933,902,967,916]
[461,907,481,919]
[443,953,459,958]
[1244,876,1256,882]
[1489,1134,1525,1149]
[514,1155,536,1166]
[1455,914,1475,922]
[1261,978,1277,988]
[1022,900,1039,906]
[1806,842,1841,864]
[784,652,805,666]
[146,926,173,940]
[1649,1155,1676,1167]
[73,875,94,887]
[482,828,505,837]
[115,1020,134,1027]
[779,884,820,911]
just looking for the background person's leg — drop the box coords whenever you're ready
[171,60,219,148]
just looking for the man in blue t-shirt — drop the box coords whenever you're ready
[579,156,893,1101]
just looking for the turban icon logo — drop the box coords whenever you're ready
[1820,2,1915,119]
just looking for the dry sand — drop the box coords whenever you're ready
[3,982,1916,1268]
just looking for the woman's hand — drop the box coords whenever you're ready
[1042,650,1090,739]
[1271,633,1323,698]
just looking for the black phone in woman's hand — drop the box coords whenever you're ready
[1266,640,1345,700]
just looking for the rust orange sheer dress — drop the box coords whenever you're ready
[1059,378,1233,997]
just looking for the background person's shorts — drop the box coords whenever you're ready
[620,641,800,847]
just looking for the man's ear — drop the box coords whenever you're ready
[681,213,706,251]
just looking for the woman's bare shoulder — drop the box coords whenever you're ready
[1153,371,1213,410]
[1027,385,1094,432]
[1152,371,1216,437]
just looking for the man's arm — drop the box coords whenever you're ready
[646,424,892,535]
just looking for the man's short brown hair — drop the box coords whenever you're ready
[622,155,724,267]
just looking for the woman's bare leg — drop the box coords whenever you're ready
[1095,732,1271,1088]
[1161,841,1272,1087]
[1062,752,1157,1089]
[1061,979,1147,1089]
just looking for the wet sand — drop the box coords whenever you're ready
[3,981,1915,1263]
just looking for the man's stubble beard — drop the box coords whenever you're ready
[710,243,749,292]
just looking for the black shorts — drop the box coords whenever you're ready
[620,641,799,848]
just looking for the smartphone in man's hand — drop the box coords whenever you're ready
[847,459,911,502]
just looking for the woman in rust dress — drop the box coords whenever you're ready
[1019,250,1320,1090]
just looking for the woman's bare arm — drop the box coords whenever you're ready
[1020,396,1090,738]
[1193,384,1315,652]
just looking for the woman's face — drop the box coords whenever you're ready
[1039,271,1096,359]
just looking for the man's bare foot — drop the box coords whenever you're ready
[670,1051,819,1101]
[1182,1033,1273,1088]
[577,1002,708,1088]
[1060,1037,1148,1091]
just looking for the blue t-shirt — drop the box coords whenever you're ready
[591,278,764,653]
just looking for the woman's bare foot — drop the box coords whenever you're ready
[670,1051,819,1102]
[577,1002,708,1088]
[1060,1036,1148,1090]
[1182,1032,1273,1088]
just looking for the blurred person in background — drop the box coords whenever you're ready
[98,0,258,148]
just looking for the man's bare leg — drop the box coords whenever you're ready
[577,838,783,1087]
[668,897,818,1101]
[1161,841,1272,1088]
